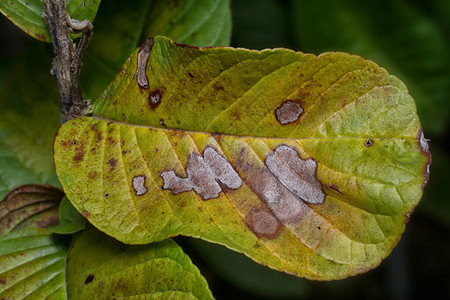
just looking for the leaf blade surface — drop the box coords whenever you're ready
[54,36,430,280]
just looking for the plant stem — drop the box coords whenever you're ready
[43,0,92,124]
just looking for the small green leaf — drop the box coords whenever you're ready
[66,226,214,299]
[48,196,86,234]
[0,0,101,42]
[81,0,232,100]
[0,228,68,299]
[54,36,430,280]
[0,184,64,235]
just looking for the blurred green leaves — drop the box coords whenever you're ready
[0,0,101,42]
[291,0,450,135]
[0,44,61,199]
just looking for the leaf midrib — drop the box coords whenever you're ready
[90,116,418,141]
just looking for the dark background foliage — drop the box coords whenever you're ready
[1,0,449,299]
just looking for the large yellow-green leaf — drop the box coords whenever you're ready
[0,0,101,42]
[54,36,430,280]
[66,226,214,299]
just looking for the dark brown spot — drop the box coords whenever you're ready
[132,175,148,196]
[107,158,117,171]
[73,142,86,164]
[364,139,374,147]
[136,38,153,89]
[148,90,162,108]
[87,171,97,179]
[187,71,195,78]
[245,205,282,239]
[81,210,90,218]
[0,278,6,285]
[213,82,225,91]
[35,33,46,41]
[84,274,94,284]
[107,137,115,146]
[275,100,303,125]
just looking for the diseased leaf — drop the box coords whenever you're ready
[54,36,430,280]
[48,196,86,234]
[291,0,450,135]
[66,226,214,299]
[0,43,61,199]
[81,0,231,100]
[0,228,68,299]
[0,0,101,42]
[0,184,63,235]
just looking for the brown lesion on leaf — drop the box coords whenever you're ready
[72,141,86,164]
[136,38,153,90]
[84,274,94,284]
[148,89,162,109]
[364,139,374,147]
[161,147,242,200]
[275,100,303,125]
[418,129,431,188]
[87,171,97,179]
[106,158,117,172]
[212,82,225,91]
[245,205,282,240]
[132,175,148,196]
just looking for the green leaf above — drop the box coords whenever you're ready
[0,184,64,235]
[0,228,68,299]
[54,36,431,280]
[66,226,214,299]
[0,0,101,42]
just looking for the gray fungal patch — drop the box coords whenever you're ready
[265,145,325,204]
[148,90,162,109]
[246,168,307,223]
[275,100,303,124]
[419,131,429,152]
[136,38,154,89]
[132,175,148,196]
[161,147,242,200]
[245,206,282,239]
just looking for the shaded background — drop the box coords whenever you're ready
[1,0,449,299]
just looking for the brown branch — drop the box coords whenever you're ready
[43,0,92,124]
